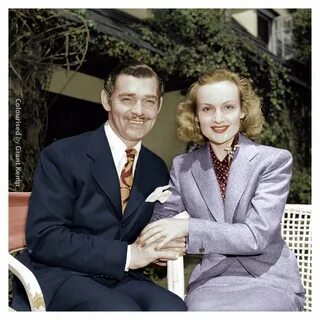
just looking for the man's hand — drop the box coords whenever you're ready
[128,238,185,270]
[153,237,187,266]
[138,218,189,250]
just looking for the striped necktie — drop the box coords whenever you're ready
[120,148,137,213]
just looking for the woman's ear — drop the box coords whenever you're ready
[240,112,245,119]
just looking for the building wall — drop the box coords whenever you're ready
[230,9,290,38]
[119,9,153,20]
[48,70,187,168]
[231,9,258,37]
[143,90,186,167]
[49,70,102,104]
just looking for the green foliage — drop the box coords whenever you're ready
[9,9,310,203]
[291,9,311,65]
[88,9,311,203]
[9,9,89,191]
[87,9,302,141]
[288,167,311,204]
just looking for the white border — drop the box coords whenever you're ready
[2,1,318,319]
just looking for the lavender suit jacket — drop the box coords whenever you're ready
[152,134,304,295]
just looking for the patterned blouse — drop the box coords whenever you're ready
[209,134,239,201]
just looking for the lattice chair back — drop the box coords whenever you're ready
[281,204,312,312]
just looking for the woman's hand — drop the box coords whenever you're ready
[138,218,189,250]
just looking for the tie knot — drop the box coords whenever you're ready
[125,148,136,161]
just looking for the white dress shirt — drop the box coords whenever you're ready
[104,121,142,271]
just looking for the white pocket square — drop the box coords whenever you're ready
[145,185,172,203]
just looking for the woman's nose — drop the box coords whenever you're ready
[213,109,224,123]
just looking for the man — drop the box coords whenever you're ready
[12,62,186,311]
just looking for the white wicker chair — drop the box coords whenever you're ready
[167,204,312,311]
[9,192,45,311]
[8,193,187,311]
[281,204,312,311]
[9,195,311,311]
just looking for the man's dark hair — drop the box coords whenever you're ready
[104,61,164,100]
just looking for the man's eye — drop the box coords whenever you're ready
[121,97,133,103]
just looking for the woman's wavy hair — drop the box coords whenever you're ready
[177,69,265,144]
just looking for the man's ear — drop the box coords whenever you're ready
[101,89,111,112]
[157,97,163,114]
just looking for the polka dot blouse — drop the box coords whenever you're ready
[209,134,239,201]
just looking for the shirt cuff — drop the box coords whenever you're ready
[124,244,131,271]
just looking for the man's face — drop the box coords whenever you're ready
[102,75,162,147]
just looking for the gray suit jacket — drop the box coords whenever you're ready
[152,134,304,294]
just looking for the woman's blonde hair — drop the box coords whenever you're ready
[177,69,265,144]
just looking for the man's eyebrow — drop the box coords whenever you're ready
[118,93,157,98]
[144,95,157,99]
[118,93,135,96]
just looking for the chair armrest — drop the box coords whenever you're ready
[167,257,185,299]
[8,253,46,311]
[167,211,189,299]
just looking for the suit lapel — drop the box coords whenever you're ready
[224,134,258,223]
[87,126,122,218]
[191,144,225,222]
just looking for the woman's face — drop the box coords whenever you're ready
[196,80,243,147]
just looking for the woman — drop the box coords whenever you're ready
[139,69,305,311]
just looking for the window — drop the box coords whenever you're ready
[257,10,276,46]
[270,15,293,60]
[257,10,293,60]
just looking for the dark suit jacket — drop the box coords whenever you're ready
[15,125,169,308]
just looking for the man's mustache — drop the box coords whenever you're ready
[128,115,150,121]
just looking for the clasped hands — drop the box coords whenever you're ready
[129,218,189,269]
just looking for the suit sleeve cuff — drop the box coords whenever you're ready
[188,218,208,254]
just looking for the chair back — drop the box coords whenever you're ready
[9,192,31,252]
[282,204,312,312]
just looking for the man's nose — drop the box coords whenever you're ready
[131,100,144,115]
